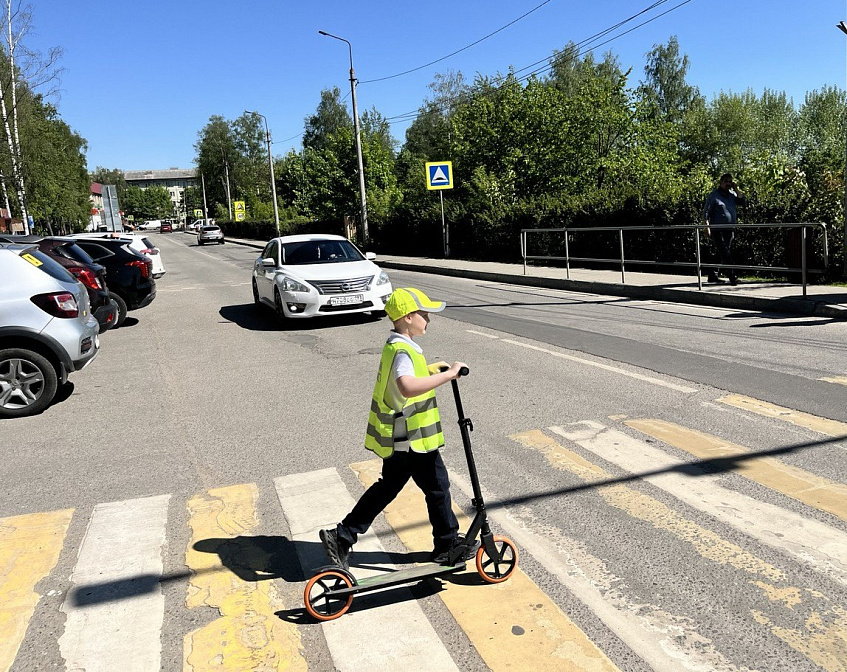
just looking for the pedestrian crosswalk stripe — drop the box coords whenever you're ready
[274,469,461,672]
[448,471,748,672]
[626,419,847,522]
[0,509,73,672]
[511,428,847,672]
[183,484,305,672]
[353,459,621,672]
[550,421,847,587]
[59,496,168,672]
[718,393,847,437]
[511,429,785,580]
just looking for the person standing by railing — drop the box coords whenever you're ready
[703,173,747,285]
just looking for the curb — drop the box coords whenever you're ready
[378,261,847,321]
[225,239,846,321]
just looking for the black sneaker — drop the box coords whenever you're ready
[707,274,725,284]
[430,534,481,565]
[320,528,351,570]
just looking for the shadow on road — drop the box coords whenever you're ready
[63,431,847,618]
[219,303,384,332]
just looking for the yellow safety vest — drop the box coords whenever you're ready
[365,340,444,458]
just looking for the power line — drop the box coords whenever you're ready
[382,0,692,128]
[360,0,557,84]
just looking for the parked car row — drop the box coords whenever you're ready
[0,231,165,419]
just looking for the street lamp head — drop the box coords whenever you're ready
[318,30,329,36]
[838,21,847,35]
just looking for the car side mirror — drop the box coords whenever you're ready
[261,257,276,268]
[365,252,376,261]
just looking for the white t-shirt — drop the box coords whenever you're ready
[385,332,422,448]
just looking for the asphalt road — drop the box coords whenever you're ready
[3,230,847,672]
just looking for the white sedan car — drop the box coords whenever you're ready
[252,234,392,321]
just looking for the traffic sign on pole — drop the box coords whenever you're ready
[425,161,453,190]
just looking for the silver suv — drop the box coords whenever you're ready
[0,243,100,418]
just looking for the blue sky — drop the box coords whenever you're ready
[29,0,846,172]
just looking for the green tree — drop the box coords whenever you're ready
[638,36,703,124]
[195,115,237,216]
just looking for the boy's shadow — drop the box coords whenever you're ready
[192,536,436,583]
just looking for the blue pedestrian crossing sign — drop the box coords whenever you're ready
[425,161,453,190]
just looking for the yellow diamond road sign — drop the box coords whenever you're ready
[426,161,453,190]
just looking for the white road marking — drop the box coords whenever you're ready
[550,421,847,587]
[273,469,460,672]
[465,329,500,339]
[449,470,747,672]
[58,494,170,672]
[500,338,698,393]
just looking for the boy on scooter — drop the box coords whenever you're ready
[320,287,479,569]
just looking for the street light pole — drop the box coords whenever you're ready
[246,110,280,237]
[319,30,369,247]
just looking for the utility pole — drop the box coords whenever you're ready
[246,111,280,236]
[319,30,369,246]
[201,173,209,221]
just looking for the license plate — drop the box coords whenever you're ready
[329,294,363,306]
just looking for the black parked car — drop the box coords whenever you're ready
[71,238,156,327]
[0,235,117,331]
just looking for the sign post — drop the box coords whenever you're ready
[425,161,454,257]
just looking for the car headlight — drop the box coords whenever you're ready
[281,276,310,293]
[376,270,390,286]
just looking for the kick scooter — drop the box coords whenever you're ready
[304,366,518,621]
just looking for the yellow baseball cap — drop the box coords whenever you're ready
[384,287,445,321]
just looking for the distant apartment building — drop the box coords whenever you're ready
[123,168,196,223]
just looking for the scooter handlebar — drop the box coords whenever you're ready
[434,364,470,377]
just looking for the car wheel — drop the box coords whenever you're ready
[111,293,128,327]
[252,279,261,307]
[0,348,58,419]
[274,288,288,325]
[220,240,226,245]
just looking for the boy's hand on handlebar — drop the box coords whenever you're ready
[446,362,467,380]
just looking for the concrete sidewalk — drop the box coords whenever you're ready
[226,236,847,320]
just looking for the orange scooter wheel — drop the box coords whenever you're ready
[476,535,518,584]
[304,570,354,621]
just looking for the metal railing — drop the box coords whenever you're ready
[520,223,829,296]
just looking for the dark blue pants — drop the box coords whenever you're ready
[710,228,736,280]
[337,449,459,552]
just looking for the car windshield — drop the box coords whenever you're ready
[280,240,363,265]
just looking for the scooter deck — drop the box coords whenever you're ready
[329,562,467,598]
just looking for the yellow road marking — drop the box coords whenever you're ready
[0,509,73,672]
[353,459,620,672]
[751,608,847,672]
[510,431,784,581]
[183,484,305,672]
[718,394,847,437]
[626,419,847,522]
[512,429,847,672]
[820,376,847,387]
